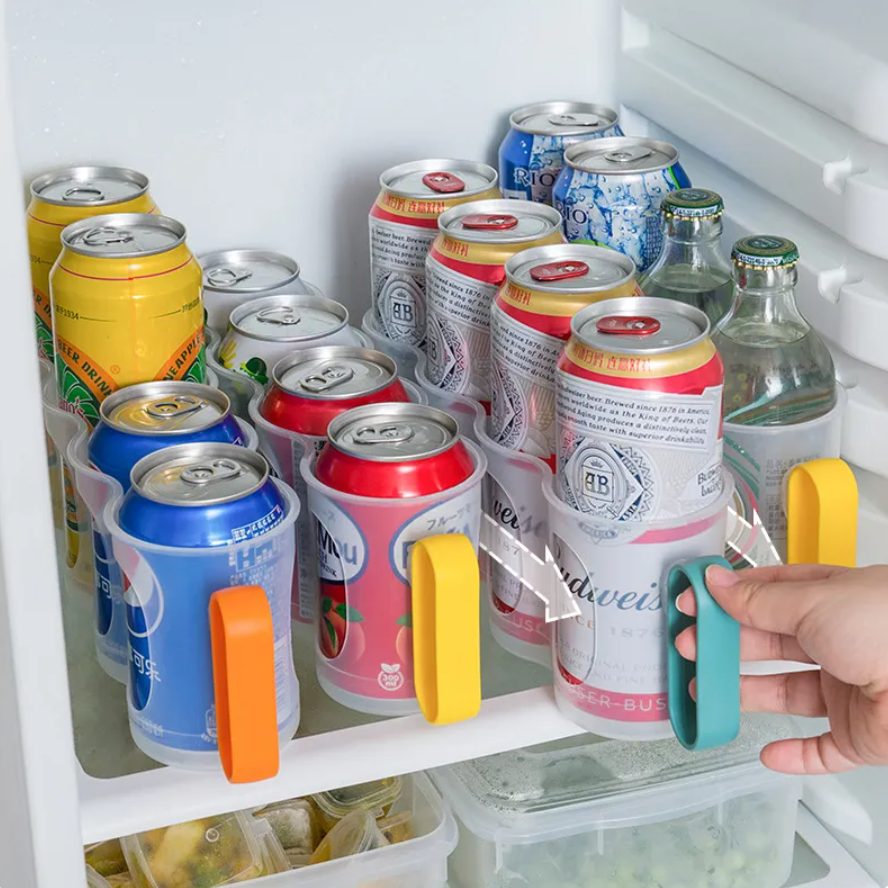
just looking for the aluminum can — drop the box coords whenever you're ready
[200,249,315,336]
[27,166,158,362]
[51,213,205,429]
[553,137,690,273]
[311,404,478,711]
[424,199,563,405]
[219,293,362,386]
[490,244,642,465]
[118,444,292,759]
[557,297,724,521]
[499,101,622,204]
[370,159,499,347]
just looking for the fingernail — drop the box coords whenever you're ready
[676,590,692,614]
[706,564,739,587]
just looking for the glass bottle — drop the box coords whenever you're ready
[713,235,836,426]
[640,188,733,326]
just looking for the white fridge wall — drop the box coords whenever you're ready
[6,0,618,315]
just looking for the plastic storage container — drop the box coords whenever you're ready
[311,778,403,832]
[433,717,802,888]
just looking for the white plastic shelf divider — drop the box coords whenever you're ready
[619,13,888,260]
[792,808,879,888]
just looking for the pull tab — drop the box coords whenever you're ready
[181,458,242,485]
[548,112,600,127]
[461,213,519,231]
[530,260,590,282]
[206,267,253,288]
[299,363,355,393]
[62,185,105,202]
[597,315,660,336]
[82,227,134,247]
[604,146,653,164]
[257,306,301,326]
[146,395,205,420]
[354,422,414,445]
[422,172,466,194]
[210,586,280,783]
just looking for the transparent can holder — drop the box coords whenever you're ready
[725,386,846,560]
[302,441,486,717]
[544,471,734,742]
[247,377,425,626]
[99,476,300,770]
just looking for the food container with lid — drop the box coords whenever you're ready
[433,716,802,888]
[311,778,403,832]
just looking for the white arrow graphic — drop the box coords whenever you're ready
[479,513,580,622]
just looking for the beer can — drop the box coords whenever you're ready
[490,244,642,465]
[369,159,499,347]
[499,101,622,204]
[51,213,205,429]
[552,137,690,273]
[219,293,363,386]
[262,347,410,437]
[27,166,158,362]
[200,249,314,336]
[557,297,724,521]
[424,199,563,405]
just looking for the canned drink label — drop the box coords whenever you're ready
[291,434,325,623]
[94,525,128,667]
[490,302,561,459]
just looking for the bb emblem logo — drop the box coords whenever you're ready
[582,452,615,504]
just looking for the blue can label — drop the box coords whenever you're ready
[93,524,128,667]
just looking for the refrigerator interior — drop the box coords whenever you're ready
[1,1,888,887]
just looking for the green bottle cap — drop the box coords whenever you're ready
[732,235,799,268]
[661,188,724,219]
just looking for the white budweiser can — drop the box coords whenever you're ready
[424,199,563,407]
[490,244,642,467]
[369,159,499,348]
[557,297,725,521]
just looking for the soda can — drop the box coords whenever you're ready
[557,296,724,521]
[499,101,622,204]
[200,249,315,336]
[51,213,205,429]
[553,137,690,273]
[424,199,563,405]
[218,293,363,386]
[27,166,158,363]
[117,444,294,762]
[310,404,479,713]
[490,244,642,465]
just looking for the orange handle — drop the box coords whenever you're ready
[210,585,280,783]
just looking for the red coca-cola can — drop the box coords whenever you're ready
[261,346,411,437]
[316,403,474,498]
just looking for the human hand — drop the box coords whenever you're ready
[674,563,888,775]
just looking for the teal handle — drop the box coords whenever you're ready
[666,556,741,751]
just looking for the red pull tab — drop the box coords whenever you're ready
[530,260,590,282]
[597,315,661,336]
[422,171,466,194]
[461,213,519,231]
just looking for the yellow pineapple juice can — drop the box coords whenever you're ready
[51,213,205,429]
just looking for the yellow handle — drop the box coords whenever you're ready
[411,534,481,725]
[787,459,858,567]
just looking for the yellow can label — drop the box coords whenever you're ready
[62,460,81,569]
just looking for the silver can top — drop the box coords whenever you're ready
[508,101,619,137]
[230,293,349,343]
[29,166,150,207]
[327,403,460,462]
[439,199,563,245]
[61,213,186,258]
[200,249,301,294]
[379,159,498,199]
[571,296,710,355]
[131,443,269,506]
[565,137,680,176]
[274,346,398,401]
[100,381,231,435]
[506,243,637,294]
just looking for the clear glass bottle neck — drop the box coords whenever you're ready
[661,215,723,245]
[721,265,808,331]
[648,216,731,274]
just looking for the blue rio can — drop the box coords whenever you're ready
[88,381,245,683]
[117,443,296,766]
[499,101,622,204]
[553,136,691,273]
